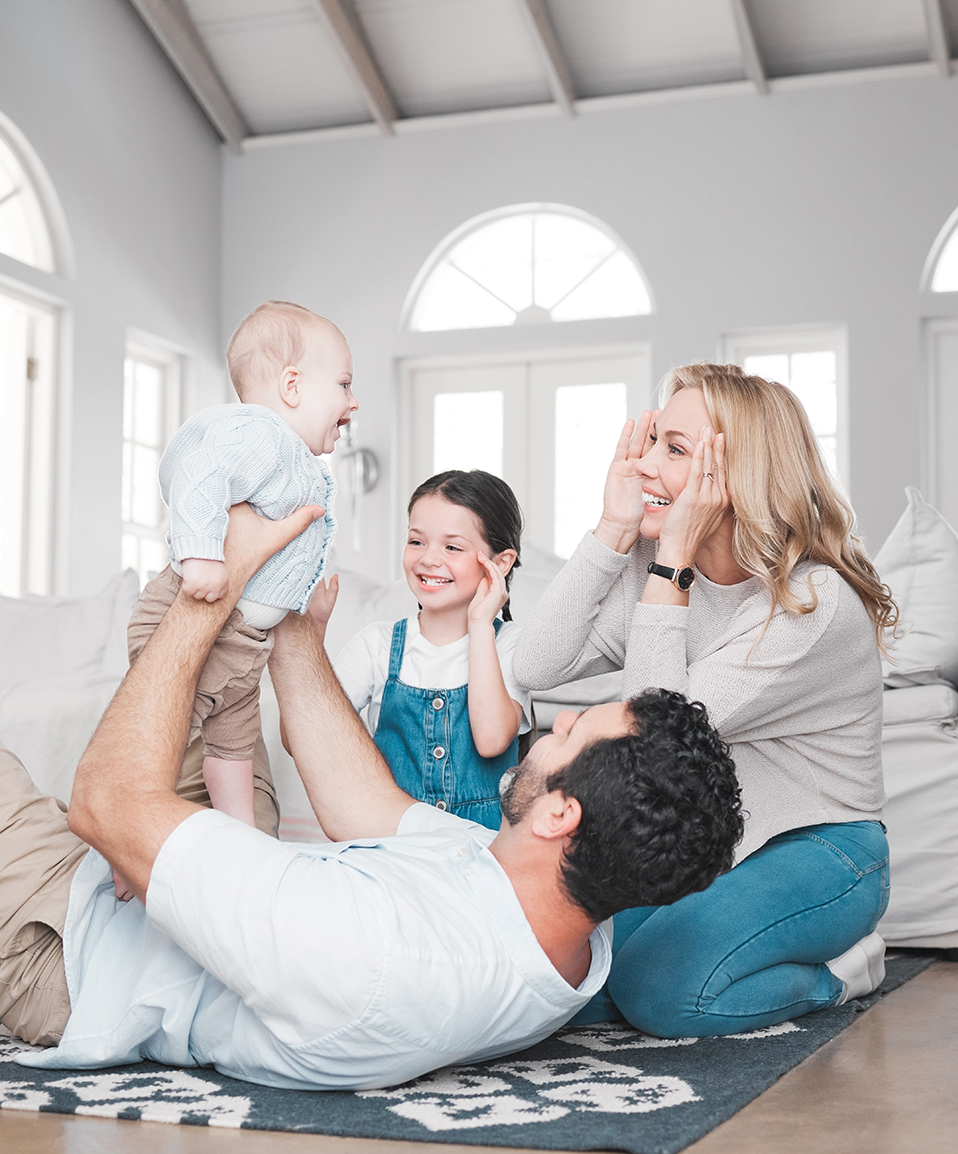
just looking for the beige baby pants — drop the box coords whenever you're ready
[128,565,274,761]
[0,736,278,1046]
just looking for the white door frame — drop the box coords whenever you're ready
[397,341,651,572]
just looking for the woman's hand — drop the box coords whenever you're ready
[657,426,729,566]
[594,411,658,554]
[306,575,339,644]
[468,554,509,630]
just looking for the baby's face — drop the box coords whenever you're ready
[288,328,358,455]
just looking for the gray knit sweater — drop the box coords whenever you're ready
[513,532,884,862]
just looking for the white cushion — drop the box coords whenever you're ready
[882,683,958,727]
[0,570,139,690]
[875,487,958,689]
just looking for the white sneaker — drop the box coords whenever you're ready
[826,930,886,1004]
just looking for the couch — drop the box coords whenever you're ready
[2,493,956,947]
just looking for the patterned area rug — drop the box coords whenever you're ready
[0,955,934,1154]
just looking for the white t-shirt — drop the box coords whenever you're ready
[334,615,532,735]
[19,806,610,1091]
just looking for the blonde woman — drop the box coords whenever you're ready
[514,363,896,1036]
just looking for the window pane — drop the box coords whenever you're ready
[140,536,169,583]
[554,382,626,558]
[932,229,958,292]
[789,351,837,437]
[121,440,133,523]
[413,263,516,332]
[434,391,503,476]
[0,135,54,271]
[533,214,615,310]
[550,251,651,321]
[123,359,134,440]
[743,354,790,385]
[451,214,533,313]
[133,362,163,446]
[131,444,161,527]
[0,195,37,267]
[121,532,139,575]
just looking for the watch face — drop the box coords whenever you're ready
[676,567,696,591]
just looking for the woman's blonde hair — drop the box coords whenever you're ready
[661,363,897,646]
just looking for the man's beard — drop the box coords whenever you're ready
[499,757,547,826]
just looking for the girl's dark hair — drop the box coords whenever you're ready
[408,470,523,621]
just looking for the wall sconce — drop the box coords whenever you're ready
[339,420,379,552]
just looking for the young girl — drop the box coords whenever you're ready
[326,470,531,829]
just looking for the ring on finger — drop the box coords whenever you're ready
[704,472,714,480]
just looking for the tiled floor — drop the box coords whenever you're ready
[1,962,956,1154]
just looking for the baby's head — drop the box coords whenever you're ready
[227,300,357,455]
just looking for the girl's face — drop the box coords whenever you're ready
[403,493,505,611]
[636,387,712,540]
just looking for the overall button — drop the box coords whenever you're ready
[433,745,445,759]
[435,800,447,811]
[432,697,444,710]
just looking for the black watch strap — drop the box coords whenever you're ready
[647,561,696,591]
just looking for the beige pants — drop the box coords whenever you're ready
[128,566,274,760]
[0,735,278,1046]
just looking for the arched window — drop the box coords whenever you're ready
[923,206,958,292]
[0,132,55,272]
[404,204,652,332]
[0,112,72,596]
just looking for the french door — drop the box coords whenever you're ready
[403,345,651,559]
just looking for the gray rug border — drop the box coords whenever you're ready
[0,953,939,1154]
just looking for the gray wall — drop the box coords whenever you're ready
[223,73,958,578]
[0,0,225,595]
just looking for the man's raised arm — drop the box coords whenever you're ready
[268,613,415,841]
[67,503,323,902]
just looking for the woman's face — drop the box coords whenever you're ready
[636,387,713,540]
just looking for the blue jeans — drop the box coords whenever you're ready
[574,821,890,1037]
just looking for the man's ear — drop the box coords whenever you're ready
[530,792,581,841]
[279,365,302,409]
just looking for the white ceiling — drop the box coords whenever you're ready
[131,1,958,146]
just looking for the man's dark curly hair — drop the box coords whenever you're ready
[544,689,744,923]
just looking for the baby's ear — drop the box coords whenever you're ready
[278,365,302,407]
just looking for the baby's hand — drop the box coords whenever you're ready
[112,868,135,903]
[180,558,230,602]
[306,575,339,641]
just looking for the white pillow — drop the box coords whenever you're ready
[0,570,140,690]
[875,488,958,689]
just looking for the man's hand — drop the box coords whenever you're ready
[221,502,325,598]
[181,558,229,602]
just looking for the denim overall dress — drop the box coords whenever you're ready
[373,617,519,830]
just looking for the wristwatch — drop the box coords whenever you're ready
[647,560,696,591]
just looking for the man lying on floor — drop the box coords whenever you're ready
[1,504,744,1092]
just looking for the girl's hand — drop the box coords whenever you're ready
[658,427,729,562]
[468,554,509,629]
[594,411,659,554]
[306,575,339,642]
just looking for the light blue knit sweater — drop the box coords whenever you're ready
[159,404,336,615]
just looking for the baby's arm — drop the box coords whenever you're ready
[467,556,523,758]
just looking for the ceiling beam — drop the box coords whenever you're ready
[729,0,768,95]
[312,0,399,135]
[127,0,248,152]
[514,0,576,116]
[923,0,952,77]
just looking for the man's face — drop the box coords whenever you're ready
[499,702,634,826]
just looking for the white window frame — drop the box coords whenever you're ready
[121,334,183,587]
[401,203,654,333]
[0,279,62,597]
[398,341,651,569]
[720,326,849,489]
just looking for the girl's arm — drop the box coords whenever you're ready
[468,555,524,758]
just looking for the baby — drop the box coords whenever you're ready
[125,300,357,843]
